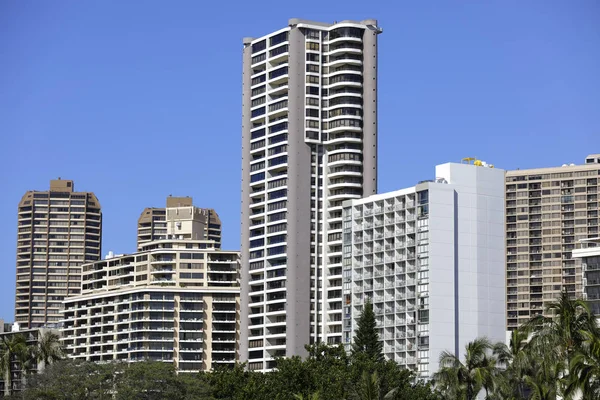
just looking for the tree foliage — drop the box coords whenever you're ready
[432,292,600,400]
[352,301,384,364]
[16,346,436,400]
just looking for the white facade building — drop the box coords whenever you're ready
[342,161,506,378]
[240,19,381,371]
[573,237,600,315]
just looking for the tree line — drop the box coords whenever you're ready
[432,291,600,400]
[5,292,600,399]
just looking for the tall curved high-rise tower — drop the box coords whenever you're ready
[240,19,381,371]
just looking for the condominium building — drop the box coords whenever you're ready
[573,237,600,315]
[137,196,221,250]
[0,322,59,396]
[15,179,102,329]
[61,239,239,372]
[343,161,506,379]
[505,154,600,330]
[240,19,381,371]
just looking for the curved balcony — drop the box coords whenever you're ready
[328,190,362,202]
[325,132,362,145]
[327,41,363,56]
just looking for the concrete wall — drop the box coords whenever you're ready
[435,163,506,361]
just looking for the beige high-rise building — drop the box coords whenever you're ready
[137,196,221,250]
[505,154,600,330]
[15,179,102,329]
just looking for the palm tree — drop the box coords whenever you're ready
[523,359,561,400]
[564,330,600,400]
[524,291,600,396]
[492,327,532,399]
[432,337,496,400]
[353,370,380,400]
[35,330,63,368]
[527,291,599,362]
[0,334,30,396]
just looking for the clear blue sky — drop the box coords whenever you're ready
[0,1,598,322]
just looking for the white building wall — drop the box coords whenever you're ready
[344,162,506,378]
[435,163,506,359]
[427,184,457,374]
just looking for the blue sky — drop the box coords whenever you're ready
[0,1,598,322]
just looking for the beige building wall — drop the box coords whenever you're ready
[137,196,221,250]
[61,239,240,372]
[505,154,600,330]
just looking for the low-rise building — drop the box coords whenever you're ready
[573,237,600,315]
[61,239,240,372]
[0,322,58,396]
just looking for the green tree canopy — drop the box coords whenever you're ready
[351,300,384,365]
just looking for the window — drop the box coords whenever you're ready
[306,53,319,62]
[306,75,319,84]
[305,29,320,40]
[251,74,266,86]
[306,109,319,118]
[269,44,288,57]
[329,74,362,85]
[268,155,287,167]
[328,153,362,163]
[268,212,286,222]
[251,128,265,140]
[328,119,362,129]
[251,140,265,151]
[329,96,362,107]
[269,133,287,145]
[267,201,287,212]
[268,189,287,200]
[270,122,288,134]
[252,53,266,65]
[250,250,264,259]
[267,246,286,256]
[306,42,320,51]
[251,172,265,183]
[251,107,265,118]
[251,86,265,97]
[269,67,288,79]
[250,162,265,172]
[268,144,287,156]
[328,107,361,118]
[329,27,363,39]
[268,234,286,245]
[306,86,319,96]
[268,178,287,189]
[270,32,288,46]
[251,97,265,107]
[269,100,288,112]
[267,223,287,233]
[252,40,266,54]
[306,64,319,73]
[306,97,319,106]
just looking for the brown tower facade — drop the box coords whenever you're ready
[137,196,222,250]
[15,179,102,329]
